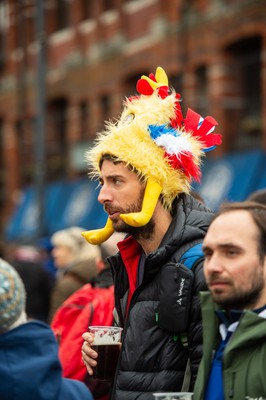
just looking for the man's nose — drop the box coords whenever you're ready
[98,185,112,204]
[204,253,223,274]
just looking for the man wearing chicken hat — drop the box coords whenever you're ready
[81,67,222,399]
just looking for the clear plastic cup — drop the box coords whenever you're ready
[89,326,123,381]
[153,393,193,400]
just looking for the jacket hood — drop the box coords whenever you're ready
[150,193,213,265]
[168,193,212,240]
[0,321,92,400]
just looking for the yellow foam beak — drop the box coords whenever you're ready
[82,218,114,245]
[82,178,162,244]
[120,179,162,226]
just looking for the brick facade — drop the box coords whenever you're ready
[0,0,266,238]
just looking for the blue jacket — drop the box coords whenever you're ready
[0,320,93,400]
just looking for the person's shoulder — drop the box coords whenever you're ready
[175,193,212,216]
[0,320,52,341]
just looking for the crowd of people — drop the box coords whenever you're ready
[1,66,266,400]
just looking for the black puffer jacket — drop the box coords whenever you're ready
[108,194,213,400]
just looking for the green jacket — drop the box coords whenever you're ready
[193,292,266,400]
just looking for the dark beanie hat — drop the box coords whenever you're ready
[0,258,26,333]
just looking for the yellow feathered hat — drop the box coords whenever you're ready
[82,67,222,244]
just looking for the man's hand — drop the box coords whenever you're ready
[81,332,98,375]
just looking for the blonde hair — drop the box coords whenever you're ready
[51,227,100,262]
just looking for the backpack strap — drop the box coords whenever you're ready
[179,242,204,270]
[178,242,204,349]
[179,242,204,391]
[181,357,191,392]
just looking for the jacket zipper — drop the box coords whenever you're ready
[229,371,236,398]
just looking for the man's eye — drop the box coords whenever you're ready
[203,251,212,259]
[226,249,237,257]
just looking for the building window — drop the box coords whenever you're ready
[102,0,115,12]
[47,98,68,179]
[55,0,69,31]
[16,118,35,185]
[79,100,89,139]
[195,66,208,116]
[169,73,183,99]
[80,0,92,21]
[226,36,262,151]
[101,94,110,122]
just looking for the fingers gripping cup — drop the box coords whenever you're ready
[89,326,123,381]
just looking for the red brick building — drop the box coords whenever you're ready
[0,0,266,241]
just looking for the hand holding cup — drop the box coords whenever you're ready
[82,326,123,381]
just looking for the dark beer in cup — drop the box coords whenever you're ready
[89,326,123,381]
[91,343,121,381]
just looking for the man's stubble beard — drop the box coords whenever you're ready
[114,218,156,241]
[211,267,265,310]
[110,186,156,241]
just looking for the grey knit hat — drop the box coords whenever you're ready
[0,258,26,333]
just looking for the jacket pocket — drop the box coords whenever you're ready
[157,262,194,333]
